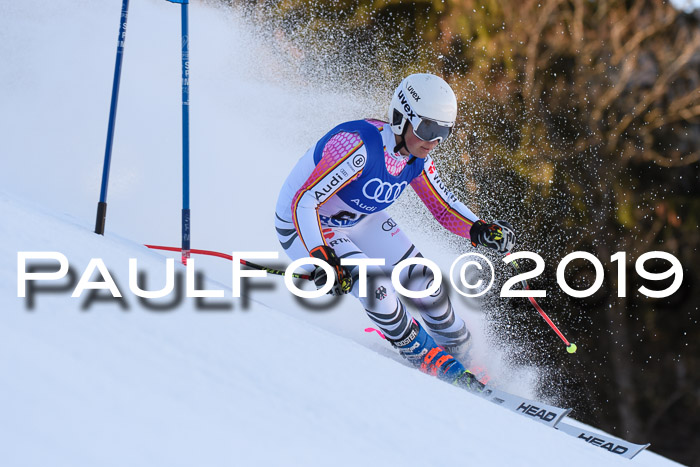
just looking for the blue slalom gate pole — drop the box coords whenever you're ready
[95,0,130,235]
[167,0,190,264]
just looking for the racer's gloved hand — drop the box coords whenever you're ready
[470,220,517,253]
[309,245,353,296]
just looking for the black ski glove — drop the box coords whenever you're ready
[470,220,517,253]
[309,245,353,296]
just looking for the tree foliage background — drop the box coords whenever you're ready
[230,0,700,464]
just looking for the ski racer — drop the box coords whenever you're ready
[275,73,517,390]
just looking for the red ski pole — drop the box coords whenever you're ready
[505,253,577,354]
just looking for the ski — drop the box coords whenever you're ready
[479,388,651,458]
[478,386,571,428]
[556,421,651,459]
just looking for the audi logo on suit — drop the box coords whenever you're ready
[362,178,409,203]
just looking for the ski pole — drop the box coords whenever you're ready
[504,253,577,354]
[144,244,313,280]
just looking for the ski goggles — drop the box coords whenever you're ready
[411,115,454,143]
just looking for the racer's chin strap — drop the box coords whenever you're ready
[393,123,408,155]
[393,122,416,164]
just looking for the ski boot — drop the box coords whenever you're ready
[387,320,485,392]
[443,333,473,369]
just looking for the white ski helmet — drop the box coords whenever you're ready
[388,73,457,143]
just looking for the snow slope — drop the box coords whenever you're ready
[0,0,681,465]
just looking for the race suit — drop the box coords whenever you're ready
[275,119,480,356]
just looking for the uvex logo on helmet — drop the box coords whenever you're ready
[406,85,421,101]
[397,90,417,119]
